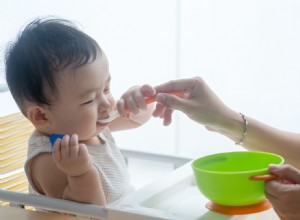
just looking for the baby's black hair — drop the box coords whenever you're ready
[5,17,101,114]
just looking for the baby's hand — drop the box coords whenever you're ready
[117,84,156,117]
[52,134,92,177]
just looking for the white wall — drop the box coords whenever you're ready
[178,0,300,157]
[1,0,299,158]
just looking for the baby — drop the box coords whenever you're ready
[5,18,156,205]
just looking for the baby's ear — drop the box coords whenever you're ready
[26,106,49,128]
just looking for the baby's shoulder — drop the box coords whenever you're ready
[28,130,52,151]
[30,153,67,198]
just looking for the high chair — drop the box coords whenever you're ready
[0,89,191,219]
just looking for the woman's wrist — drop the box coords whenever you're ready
[211,109,246,144]
[234,113,248,145]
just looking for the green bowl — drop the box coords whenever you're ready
[191,151,284,206]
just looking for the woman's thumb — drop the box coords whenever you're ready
[156,93,187,112]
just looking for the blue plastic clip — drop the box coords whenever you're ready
[49,133,65,148]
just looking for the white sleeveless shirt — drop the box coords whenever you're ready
[24,128,134,204]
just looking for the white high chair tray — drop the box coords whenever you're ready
[107,162,280,220]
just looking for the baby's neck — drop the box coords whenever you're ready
[81,135,104,145]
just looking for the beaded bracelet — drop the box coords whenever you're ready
[235,113,248,145]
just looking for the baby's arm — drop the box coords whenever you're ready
[52,134,105,205]
[109,84,155,132]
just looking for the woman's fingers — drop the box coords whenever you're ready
[269,164,300,184]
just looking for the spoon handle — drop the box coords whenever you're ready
[144,91,184,104]
[250,174,279,181]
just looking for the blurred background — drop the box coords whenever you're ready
[1,1,300,188]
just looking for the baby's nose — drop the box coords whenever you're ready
[98,96,111,111]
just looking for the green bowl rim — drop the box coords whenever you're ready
[191,151,284,175]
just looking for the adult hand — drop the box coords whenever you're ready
[265,164,300,220]
[153,77,233,128]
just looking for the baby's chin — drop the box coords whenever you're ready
[78,130,106,144]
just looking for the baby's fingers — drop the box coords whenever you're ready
[126,94,140,114]
[52,138,62,162]
[60,135,71,160]
[78,143,91,166]
[140,84,156,98]
[78,143,89,158]
[117,98,128,117]
[69,134,79,159]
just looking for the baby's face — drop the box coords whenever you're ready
[45,53,115,142]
